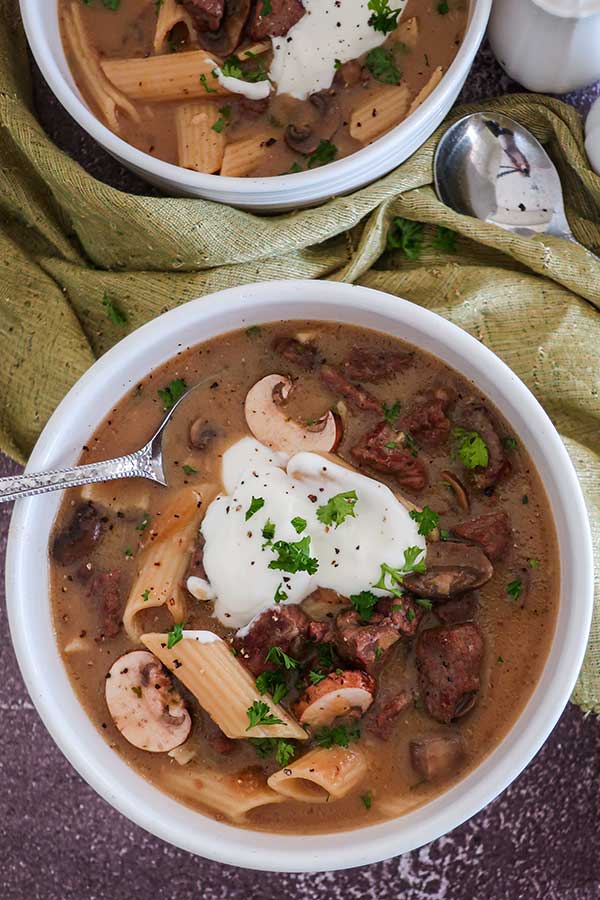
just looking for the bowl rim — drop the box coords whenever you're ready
[5,279,594,872]
[19,0,492,197]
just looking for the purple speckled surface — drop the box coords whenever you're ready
[1,40,600,899]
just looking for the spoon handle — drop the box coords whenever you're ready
[0,451,153,504]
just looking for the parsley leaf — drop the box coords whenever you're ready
[452,427,489,469]
[275,739,296,767]
[433,225,457,252]
[166,622,183,649]
[365,47,401,84]
[141,588,150,602]
[249,737,295,767]
[136,512,150,532]
[274,582,288,604]
[373,546,426,596]
[437,0,449,13]
[291,516,307,534]
[200,73,217,93]
[256,670,287,704]
[262,519,276,547]
[182,464,197,475]
[382,400,401,423]
[316,643,335,668]
[265,646,298,670]
[314,723,360,749]
[307,140,338,168]
[529,559,540,569]
[361,791,373,810]
[246,700,283,731]
[317,490,358,528]
[268,536,319,575]
[368,0,401,33]
[507,579,522,601]
[102,291,127,325]
[350,590,380,623]
[502,435,518,451]
[409,506,439,536]
[261,0,272,13]
[387,217,424,257]
[157,378,187,411]
[415,597,433,610]
[245,496,265,520]
[309,670,327,685]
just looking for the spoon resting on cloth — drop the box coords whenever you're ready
[434,112,579,242]
[0,380,210,504]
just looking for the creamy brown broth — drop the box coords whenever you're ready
[59,1,468,176]
[49,321,559,833]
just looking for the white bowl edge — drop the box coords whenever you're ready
[5,279,594,872]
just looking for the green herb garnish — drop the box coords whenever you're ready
[157,378,187,411]
[245,496,265,520]
[368,0,401,33]
[274,583,288,604]
[361,791,373,810]
[409,506,439,536]
[314,723,360,749]
[309,670,327,685]
[365,47,401,84]
[350,590,380,623]
[507,579,522,601]
[166,622,183,649]
[373,546,426,597]
[317,490,358,528]
[265,646,298,670]
[387,217,424,257]
[246,700,284,731]
[382,400,401,423]
[269,536,319,575]
[291,516,307,534]
[452,427,489,469]
[256,670,287,705]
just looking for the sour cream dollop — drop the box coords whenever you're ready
[201,438,425,629]
[269,0,407,100]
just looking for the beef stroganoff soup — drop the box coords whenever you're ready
[50,321,558,833]
[59,0,468,176]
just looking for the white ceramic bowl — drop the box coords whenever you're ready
[20,0,491,211]
[6,280,593,872]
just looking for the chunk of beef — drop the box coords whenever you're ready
[248,0,305,39]
[435,591,479,625]
[234,604,309,676]
[400,387,454,447]
[183,0,224,31]
[320,364,381,413]
[334,609,399,670]
[53,502,106,566]
[451,511,512,561]
[375,596,423,637]
[351,421,428,491]
[341,347,414,383]
[197,0,251,55]
[403,541,493,599]
[302,586,348,621]
[273,336,318,371]
[416,623,484,724]
[307,620,336,644]
[367,690,413,740]
[453,400,510,490]
[410,734,465,780]
[88,570,122,639]
[203,715,236,754]
[186,533,207,581]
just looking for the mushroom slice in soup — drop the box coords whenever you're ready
[245,374,342,454]
[294,670,376,728]
[105,650,191,753]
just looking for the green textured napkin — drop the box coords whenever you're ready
[0,2,598,711]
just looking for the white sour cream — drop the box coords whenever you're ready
[201,440,424,629]
[213,65,272,101]
[269,0,407,100]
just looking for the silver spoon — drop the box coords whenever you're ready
[0,379,210,504]
[434,112,576,241]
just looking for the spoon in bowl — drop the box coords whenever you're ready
[0,379,210,504]
[434,112,577,241]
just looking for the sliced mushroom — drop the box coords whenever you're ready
[189,420,218,451]
[294,670,376,728]
[285,90,341,155]
[403,541,493,599]
[410,734,465,781]
[245,374,342,455]
[105,650,191,753]
[441,470,470,513]
[302,586,349,621]
[52,502,106,565]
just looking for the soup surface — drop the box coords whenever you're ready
[59,0,468,176]
[50,321,558,833]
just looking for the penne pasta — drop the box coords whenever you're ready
[396,16,419,49]
[62,1,141,130]
[153,0,198,54]
[268,746,368,803]
[101,51,228,102]
[175,102,226,174]
[123,488,207,640]
[349,83,411,143]
[141,631,308,741]
[166,765,284,821]
[79,480,150,513]
[408,66,444,116]
[220,133,273,177]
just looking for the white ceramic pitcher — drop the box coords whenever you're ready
[488,0,600,94]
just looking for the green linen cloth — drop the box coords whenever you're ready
[0,2,599,711]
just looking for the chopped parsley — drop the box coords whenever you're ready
[414,598,433,610]
[529,559,540,568]
[507,579,522,601]
[245,496,265,520]
[368,0,401,33]
[502,435,518,451]
[433,225,458,252]
[265,646,298,670]
[497,655,504,663]
[101,0,120,8]
[182,464,197,475]
[131,685,142,698]
[350,590,380,623]
[141,588,150,602]
[262,519,276,547]
[261,0,272,15]
[317,490,358,528]
[250,738,295,767]
[256,670,287,705]
[200,73,217,93]
[269,536,319,575]
[288,161,303,174]
[221,55,269,83]
[373,546,426,597]
[437,0,449,13]
[309,670,327,685]
[440,528,450,541]
[102,290,127,325]
[136,512,150,532]
[382,400,401,423]
[387,217,424,257]
[245,325,261,337]
[246,700,283,731]
[157,378,187,411]
[314,723,360,749]
[166,622,183,649]
[123,547,133,558]
[361,791,373,810]
[307,139,338,168]
[291,516,307,534]
[274,583,288,604]
[316,643,335,668]
[409,506,439,536]
[452,427,489,469]
[374,646,384,662]
[365,47,401,84]
[404,432,419,457]
[522,495,529,505]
